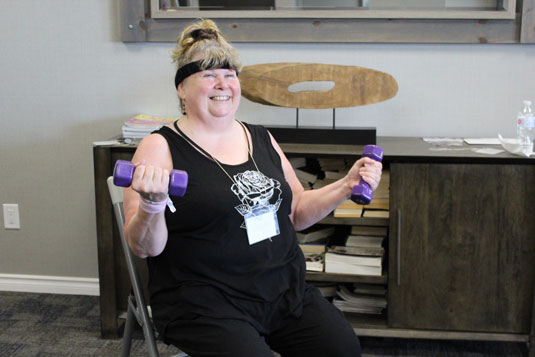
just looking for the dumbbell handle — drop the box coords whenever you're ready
[351,145,384,205]
[113,160,188,197]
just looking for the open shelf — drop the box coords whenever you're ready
[319,215,389,227]
[306,271,387,284]
[345,311,388,330]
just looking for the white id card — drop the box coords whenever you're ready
[244,205,280,245]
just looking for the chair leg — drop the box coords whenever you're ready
[140,310,159,357]
[121,304,136,357]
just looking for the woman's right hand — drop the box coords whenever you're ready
[130,163,170,203]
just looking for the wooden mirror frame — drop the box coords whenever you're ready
[119,0,534,43]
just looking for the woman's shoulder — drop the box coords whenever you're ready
[137,132,169,154]
[149,122,182,143]
[131,132,172,170]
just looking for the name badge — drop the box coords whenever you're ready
[244,205,280,245]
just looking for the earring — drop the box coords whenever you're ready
[181,99,186,115]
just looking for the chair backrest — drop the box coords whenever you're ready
[107,176,125,219]
[107,177,146,297]
[106,177,158,354]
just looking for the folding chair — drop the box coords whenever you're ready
[107,177,187,357]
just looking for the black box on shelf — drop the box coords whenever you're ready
[266,126,376,145]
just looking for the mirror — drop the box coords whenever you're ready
[157,0,510,13]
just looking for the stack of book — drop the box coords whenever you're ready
[318,157,348,172]
[289,157,320,189]
[324,246,383,276]
[297,225,337,272]
[121,114,177,139]
[290,157,355,190]
[333,199,363,218]
[348,225,387,238]
[346,228,386,253]
[296,225,335,244]
[333,170,390,218]
[294,168,318,188]
[332,285,387,314]
[345,233,385,250]
[299,244,326,272]
[324,226,386,276]
[313,158,349,189]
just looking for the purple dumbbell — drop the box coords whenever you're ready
[350,145,384,205]
[113,160,188,197]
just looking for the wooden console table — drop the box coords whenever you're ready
[93,135,535,356]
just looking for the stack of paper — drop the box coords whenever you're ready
[122,114,177,139]
[324,251,383,276]
[332,285,386,314]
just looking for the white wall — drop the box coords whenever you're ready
[1,0,534,281]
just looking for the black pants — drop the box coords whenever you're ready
[165,287,361,357]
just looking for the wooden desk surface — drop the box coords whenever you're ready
[96,135,533,164]
[378,136,532,163]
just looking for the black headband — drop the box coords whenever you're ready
[174,60,237,88]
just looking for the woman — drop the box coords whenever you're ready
[123,19,382,357]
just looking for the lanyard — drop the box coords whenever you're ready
[173,120,261,186]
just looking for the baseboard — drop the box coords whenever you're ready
[0,273,100,296]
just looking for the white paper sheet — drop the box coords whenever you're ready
[463,138,501,145]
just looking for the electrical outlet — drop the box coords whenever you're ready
[3,204,20,229]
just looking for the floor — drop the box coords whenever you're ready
[0,291,528,356]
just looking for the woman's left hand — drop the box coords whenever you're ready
[346,157,383,195]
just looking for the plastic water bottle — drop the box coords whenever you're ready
[518,100,534,157]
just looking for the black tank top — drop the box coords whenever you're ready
[148,122,306,335]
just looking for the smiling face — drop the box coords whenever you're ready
[178,68,241,120]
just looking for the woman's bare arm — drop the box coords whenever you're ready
[123,133,173,258]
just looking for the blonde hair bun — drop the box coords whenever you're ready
[171,19,240,72]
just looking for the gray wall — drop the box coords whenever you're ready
[1,0,534,279]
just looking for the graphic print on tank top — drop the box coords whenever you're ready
[231,170,282,229]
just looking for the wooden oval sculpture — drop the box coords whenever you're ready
[239,62,398,109]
